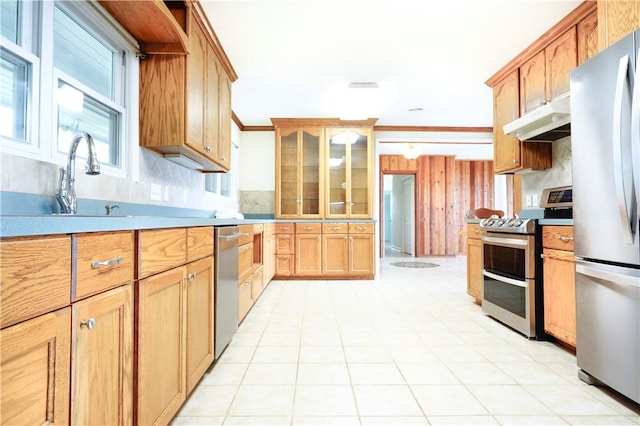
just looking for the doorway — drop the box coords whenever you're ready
[382,174,415,257]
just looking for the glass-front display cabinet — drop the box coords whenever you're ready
[274,126,324,218]
[326,127,372,218]
[272,118,375,219]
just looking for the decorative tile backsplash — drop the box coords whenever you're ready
[239,191,274,215]
[521,136,573,209]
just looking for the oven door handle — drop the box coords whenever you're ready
[481,235,530,249]
[483,270,528,288]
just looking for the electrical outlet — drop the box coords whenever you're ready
[150,183,162,201]
[531,194,538,206]
[526,194,532,207]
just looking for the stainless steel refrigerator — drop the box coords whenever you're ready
[570,30,640,404]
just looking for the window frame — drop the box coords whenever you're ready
[0,0,139,180]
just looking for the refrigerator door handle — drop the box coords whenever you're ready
[612,54,634,245]
[575,259,640,288]
[633,49,640,214]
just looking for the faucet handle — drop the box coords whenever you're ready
[105,204,120,216]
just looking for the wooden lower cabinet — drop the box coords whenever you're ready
[71,285,133,425]
[1,307,71,425]
[137,266,186,426]
[185,257,215,394]
[323,233,349,275]
[542,225,576,347]
[238,277,252,323]
[349,233,374,276]
[466,223,484,303]
[296,233,322,276]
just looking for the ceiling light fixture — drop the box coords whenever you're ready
[329,157,344,167]
[331,131,360,145]
[403,144,420,160]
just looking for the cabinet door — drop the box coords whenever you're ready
[295,234,322,276]
[598,0,639,50]
[218,70,232,170]
[493,70,521,173]
[275,234,294,254]
[577,11,598,65]
[545,27,577,101]
[327,128,372,218]
[275,255,293,277]
[205,45,221,162]
[349,234,374,276]
[1,308,71,426]
[543,248,577,346]
[276,128,323,218]
[186,257,214,394]
[72,285,133,426]
[466,237,483,302]
[137,267,186,426]
[186,15,207,155]
[519,50,546,114]
[322,234,349,276]
[238,242,254,282]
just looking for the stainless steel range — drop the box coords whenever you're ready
[479,216,543,339]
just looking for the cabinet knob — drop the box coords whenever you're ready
[205,146,212,152]
[557,235,574,242]
[80,318,97,330]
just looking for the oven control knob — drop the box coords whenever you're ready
[496,219,506,227]
[513,219,523,227]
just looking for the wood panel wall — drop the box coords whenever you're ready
[379,155,495,257]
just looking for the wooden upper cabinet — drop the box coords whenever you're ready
[98,0,189,54]
[520,50,546,115]
[598,0,640,50]
[493,70,521,173]
[275,126,324,218]
[186,13,208,156]
[138,3,236,172]
[520,27,576,115]
[545,27,577,101]
[578,10,599,64]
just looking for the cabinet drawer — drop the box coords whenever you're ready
[275,234,294,254]
[238,242,253,281]
[187,226,213,262]
[238,224,254,246]
[466,223,482,241]
[137,228,187,279]
[75,231,134,301]
[295,223,322,234]
[275,223,294,234]
[323,223,348,233]
[251,267,264,300]
[1,235,71,328]
[275,255,293,276]
[542,226,574,251]
[348,223,374,234]
[238,278,252,323]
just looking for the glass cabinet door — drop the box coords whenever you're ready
[278,129,298,216]
[326,128,371,218]
[328,134,347,215]
[301,129,321,215]
[276,128,322,218]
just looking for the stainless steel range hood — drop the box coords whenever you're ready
[503,95,571,141]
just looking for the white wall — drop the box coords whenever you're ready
[238,131,275,191]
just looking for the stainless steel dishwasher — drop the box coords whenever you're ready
[214,226,240,358]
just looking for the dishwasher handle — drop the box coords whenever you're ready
[218,232,248,241]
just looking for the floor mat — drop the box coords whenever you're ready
[390,261,439,268]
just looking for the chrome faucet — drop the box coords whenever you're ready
[56,132,101,214]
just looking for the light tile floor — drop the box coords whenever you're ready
[172,256,640,426]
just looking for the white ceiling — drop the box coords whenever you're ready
[200,0,581,159]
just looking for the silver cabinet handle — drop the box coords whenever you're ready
[355,226,365,231]
[80,318,96,330]
[556,235,574,242]
[187,272,198,281]
[91,255,123,269]
[330,226,340,231]
[303,227,315,231]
